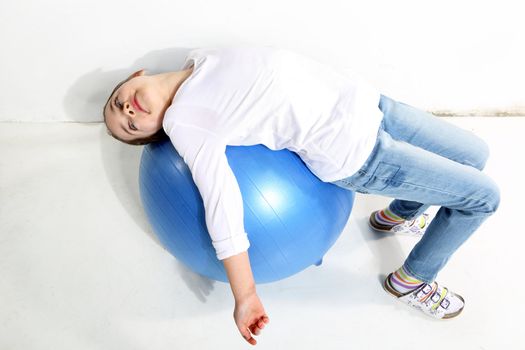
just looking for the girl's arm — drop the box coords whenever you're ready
[222,251,256,300]
[165,122,268,343]
[223,251,270,346]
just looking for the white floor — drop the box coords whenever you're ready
[1,117,524,350]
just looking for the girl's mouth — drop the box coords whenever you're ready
[132,95,148,113]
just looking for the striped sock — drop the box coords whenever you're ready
[375,207,405,227]
[389,265,424,294]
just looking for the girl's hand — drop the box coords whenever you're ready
[233,292,270,346]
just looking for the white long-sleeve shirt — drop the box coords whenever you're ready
[162,46,383,260]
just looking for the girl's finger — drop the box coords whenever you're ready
[242,328,256,344]
[250,324,261,335]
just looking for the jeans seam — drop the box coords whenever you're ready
[391,179,493,210]
[355,168,491,210]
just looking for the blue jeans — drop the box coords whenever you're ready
[331,94,501,283]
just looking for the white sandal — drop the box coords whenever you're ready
[369,211,430,237]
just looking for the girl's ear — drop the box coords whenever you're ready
[129,69,146,79]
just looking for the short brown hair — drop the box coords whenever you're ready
[103,76,169,146]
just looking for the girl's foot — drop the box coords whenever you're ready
[383,272,465,319]
[369,209,430,237]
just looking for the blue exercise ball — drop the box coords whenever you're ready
[139,139,355,284]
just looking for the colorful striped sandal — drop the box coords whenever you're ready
[383,273,465,319]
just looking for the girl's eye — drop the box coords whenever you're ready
[115,97,122,109]
[129,122,137,131]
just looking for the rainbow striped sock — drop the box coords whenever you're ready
[389,265,424,294]
[375,207,405,227]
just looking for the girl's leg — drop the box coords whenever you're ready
[335,127,500,282]
[377,95,491,221]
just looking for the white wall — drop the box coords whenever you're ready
[0,0,523,122]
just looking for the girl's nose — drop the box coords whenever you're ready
[123,101,135,116]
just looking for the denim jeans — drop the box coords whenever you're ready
[331,94,501,283]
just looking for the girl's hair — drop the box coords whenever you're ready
[103,76,169,146]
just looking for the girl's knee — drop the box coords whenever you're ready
[475,137,491,171]
[482,177,500,214]
[466,135,491,171]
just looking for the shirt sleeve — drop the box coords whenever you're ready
[167,122,250,261]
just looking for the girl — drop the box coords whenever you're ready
[103,46,500,346]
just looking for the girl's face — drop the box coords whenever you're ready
[104,70,169,142]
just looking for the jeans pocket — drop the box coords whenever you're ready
[363,161,401,191]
